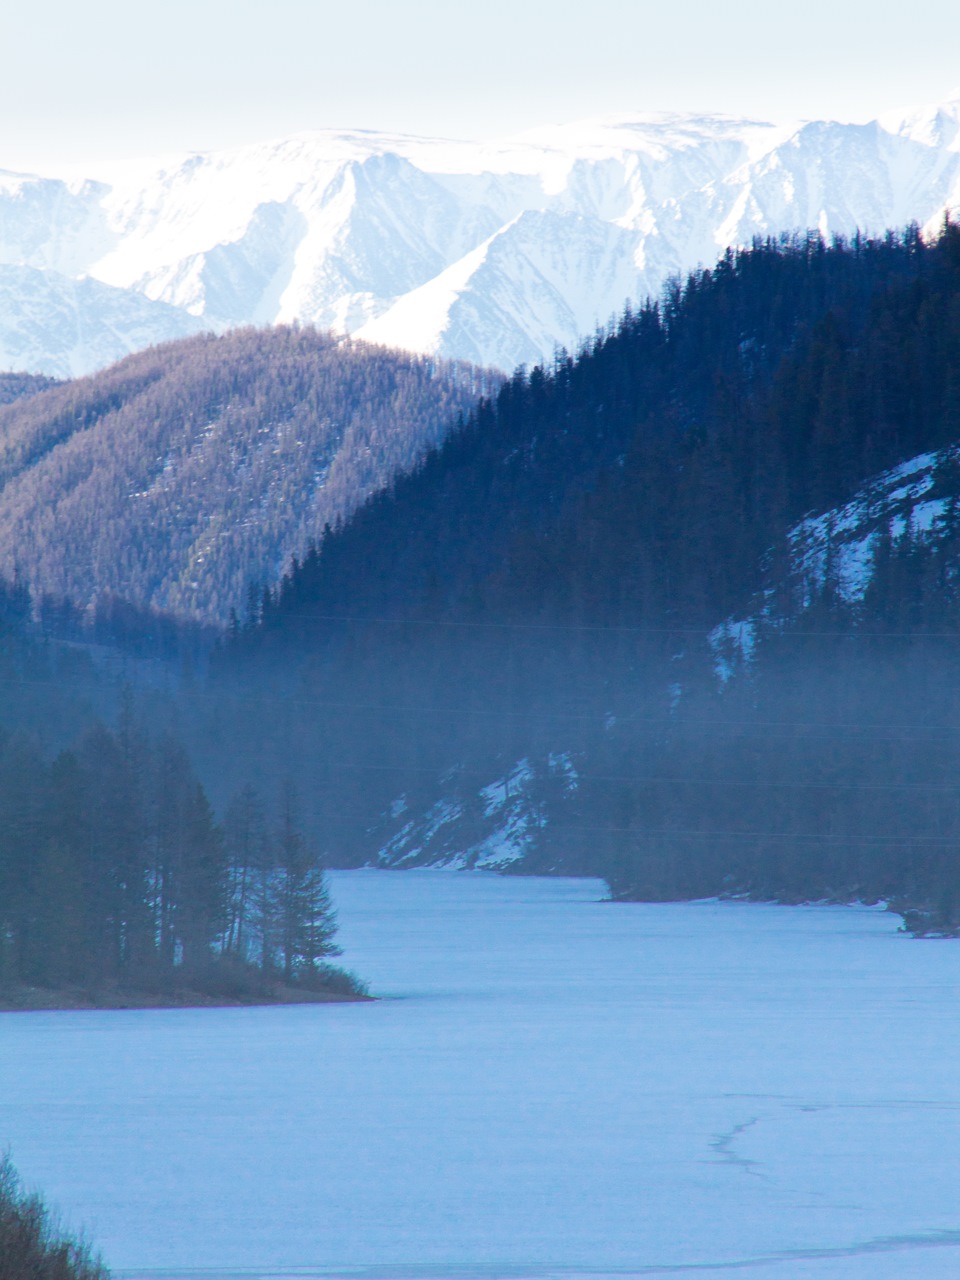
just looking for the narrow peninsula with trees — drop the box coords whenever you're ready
[0,703,367,1010]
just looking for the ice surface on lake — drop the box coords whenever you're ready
[2,870,960,1279]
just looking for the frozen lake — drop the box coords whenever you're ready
[2,870,960,1280]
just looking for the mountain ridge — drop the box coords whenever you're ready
[3,97,960,375]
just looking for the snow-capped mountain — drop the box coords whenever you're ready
[0,263,204,379]
[3,94,960,376]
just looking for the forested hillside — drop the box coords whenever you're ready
[0,327,494,622]
[211,222,960,930]
[242,224,960,634]
[0,372,59,406]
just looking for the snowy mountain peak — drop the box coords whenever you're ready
[4,96,960,375]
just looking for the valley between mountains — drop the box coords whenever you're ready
[2,219,960,980]
[4,91,960,1280]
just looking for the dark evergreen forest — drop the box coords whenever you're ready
[0,372,60,407]
[211,222,960,932]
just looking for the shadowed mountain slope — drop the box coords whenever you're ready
[244,224,960,643]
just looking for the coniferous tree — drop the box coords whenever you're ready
[274,781,340,983]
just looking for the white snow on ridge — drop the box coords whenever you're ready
[3,95,960,376]
[357,208,642,370]
[788,448,954,606]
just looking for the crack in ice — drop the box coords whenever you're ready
[707,1116,768,1179]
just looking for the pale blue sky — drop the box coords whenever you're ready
[3,0,959,172]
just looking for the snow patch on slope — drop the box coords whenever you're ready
[709,446,960,679]
[375,754,579,870]
[357,209,641,369]
[788,450,951,606]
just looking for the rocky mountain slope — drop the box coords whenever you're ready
[3,93,960,375]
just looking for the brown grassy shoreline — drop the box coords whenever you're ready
[0,982,374,1012]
